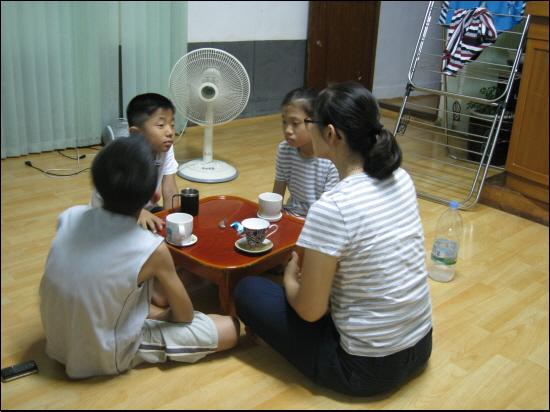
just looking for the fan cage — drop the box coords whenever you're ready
[169,48,250,125]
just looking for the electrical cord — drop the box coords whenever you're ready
[23,134,183,177]
[57,149,86,160]
[24,160,90,177]
[41,147,90,176]
[174,127,186,146]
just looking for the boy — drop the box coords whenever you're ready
[40,136,239,379]
[91,93,180,233]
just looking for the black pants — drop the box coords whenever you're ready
[234,276,432,397]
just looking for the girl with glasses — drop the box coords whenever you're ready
[272,88,339,218]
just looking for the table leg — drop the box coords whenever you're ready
[218,272,234,316]
[168,247,297,317]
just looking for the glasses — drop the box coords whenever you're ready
[281,118,324,132]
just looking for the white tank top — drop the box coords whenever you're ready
[40,206,163,378]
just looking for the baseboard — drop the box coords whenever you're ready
[479,172,549,226]
[379,96,439,122]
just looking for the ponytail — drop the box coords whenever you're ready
[362,128,402,180]
[314,82,403,180]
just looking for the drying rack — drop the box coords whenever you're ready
[393,1,530,209]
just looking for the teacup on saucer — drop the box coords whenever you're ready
[235,237,273,254]
[167,234,198,247]
[257,211,282,222]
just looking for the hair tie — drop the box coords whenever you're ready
[369,124,383,138]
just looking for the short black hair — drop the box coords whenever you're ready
[314,82,402,180]
[281,87,318,117]
[92,135,158,216]
[126,93,175,128]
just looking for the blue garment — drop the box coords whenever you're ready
[439,1,525,32]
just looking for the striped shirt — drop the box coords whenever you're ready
[297,169,432,357]
[439,1,525,32]
[275,141,339,217]
[442,7,497,76]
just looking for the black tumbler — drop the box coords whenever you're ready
[172,188,199,216]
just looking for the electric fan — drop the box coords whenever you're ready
[101,118,130,145]
[169,48,250,183]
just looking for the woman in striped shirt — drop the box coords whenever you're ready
[234,82,432,396]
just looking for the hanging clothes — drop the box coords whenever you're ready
[442,7,498,76]
[439,1,525,32]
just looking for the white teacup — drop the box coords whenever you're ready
[258,192,283,219]
[166,213,193,245]
[241,218,278,248]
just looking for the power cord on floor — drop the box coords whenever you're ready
[24,160,90,177]
[23,135,180,177]
[56,149,86,160]
[24,147,91,177]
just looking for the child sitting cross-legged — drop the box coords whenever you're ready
[273,87,339,218]
[91,93,180,233]
[40,135,239,379]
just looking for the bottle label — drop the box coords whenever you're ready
[431,239,458,265]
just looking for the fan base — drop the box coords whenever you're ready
[177,159,238,183]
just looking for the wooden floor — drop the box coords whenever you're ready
[1,114,548,409]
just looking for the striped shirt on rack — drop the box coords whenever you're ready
[442,7,497,76]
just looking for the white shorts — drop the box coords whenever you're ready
[132,311,218,366]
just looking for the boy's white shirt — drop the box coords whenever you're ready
[90,146,179,210]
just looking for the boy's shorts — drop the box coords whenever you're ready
[132,311,218,366]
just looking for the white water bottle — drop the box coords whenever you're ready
[428,201,463,282]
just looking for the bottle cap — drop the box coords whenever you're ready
[449,200,459,209]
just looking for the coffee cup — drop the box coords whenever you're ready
[241,218,278,248]
[166,213,193,245]
[172,188,199,216]
[258,192,283,219]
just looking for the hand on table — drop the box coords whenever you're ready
[138,209,165,234]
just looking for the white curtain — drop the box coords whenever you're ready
[1,1,187,159]
[121,1,187,128]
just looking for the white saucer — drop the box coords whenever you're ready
[257,211,282,222]
[234,237,273,254]
[167,234,198,247]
